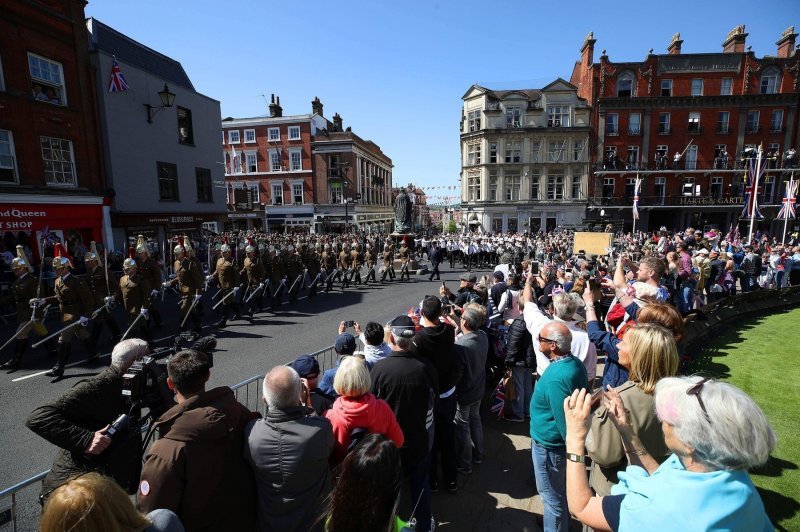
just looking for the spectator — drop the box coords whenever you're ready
[675,242,695,314]
[371,315,437,532]
[40,472,184,532]
[354,321,392,367]
[498,273,522,323]
[323,433,408,532]
[488,270,507,308]
[530,321,589,532]
[412,295,458,494]
[319,329,357,397]
[454,304,488,473]
[324,356,404,464]
[614,255,669,301]
[503,298,534,422]
[245,365,334,532]
[791,246,800,286]
[288,354,333,415]
[27,339,149,501]
[564,377,775,530]
[427,242,443,281]
[586,324,679,495]
[439,272,480,308]
[137,350,256,532]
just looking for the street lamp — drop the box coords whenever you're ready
[144,83,176,123]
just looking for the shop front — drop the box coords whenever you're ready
[266,212,313,234]
[225,211,264,232]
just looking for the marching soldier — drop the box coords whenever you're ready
[241,239,266,316]
[135,235,164,329]
[380,242,395,282]
[322,243,337,292]
[307,243,322,298]
[350,242,363,285]
[338,243,353,289]
[269,245,286,310]
[40,243,96,378]
[364,242,378,284]
[0,246,55,371]
[210,242,242,327]
[398,238,411,282]
[284,245,304,303]
[84,241,122,348]
[164,237,203,335]
[118,248,153,345]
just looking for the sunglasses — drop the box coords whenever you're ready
[686,377,712,423]
[537,335,556,344]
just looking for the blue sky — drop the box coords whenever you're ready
[86,0,797,201]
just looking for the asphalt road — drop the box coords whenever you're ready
[0,262,493,530]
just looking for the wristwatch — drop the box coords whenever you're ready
[567,452,587,464]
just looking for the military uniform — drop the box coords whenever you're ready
[169,255,204,333]
[42,273,96,374]
[119,271,153,343]
[269,251,285,310]
[85,264,122,346]
[338,249,353,288]
[284,251,304,302]
[322,249,337,292]
[365,246,378,283]
[241,253,266,314]
[381,245,395,282]
[137,256,163,328]
[350,246,363,285]
[212,254,241,325]
[0,272,53,370]
[398,244,411,281]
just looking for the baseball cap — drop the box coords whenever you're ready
[493,271,504,280]
[389,315,416,339]
[288,355,320,378]
[334,333,356,355]
[460,272,478,283]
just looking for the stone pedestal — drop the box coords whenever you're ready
[389,232,424,272]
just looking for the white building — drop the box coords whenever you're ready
[460,79,591,233]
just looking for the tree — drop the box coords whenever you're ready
[447,220,457,233]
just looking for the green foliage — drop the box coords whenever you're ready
[447,220,457,233]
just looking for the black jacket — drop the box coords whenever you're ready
[370,350,437,466]
[26,366,142,498]
[412,322,457,394]
[505,315,534,368]
[429,247,444,263]
[490,281,507,307]
[449,286,479,307]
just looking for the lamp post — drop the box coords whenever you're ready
[144,83,176,123]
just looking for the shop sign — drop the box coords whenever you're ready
[679,196,743,206]
[0,204,102,230]
[146,215,201,224]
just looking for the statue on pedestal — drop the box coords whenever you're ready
[394,187,413,233]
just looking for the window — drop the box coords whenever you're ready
[504,141,521,163]
[604,146,618,167]
[292,182,303,204]
[770,110,784,132]
[656,145,668,158]
[507,218,518,233]
[603,177,615,198]
[547,105,570,127]
[467,172,481,201]
[493,218,503,232]
[625,178,637,198]
[156,161,178,200]
[288,126,301,140]
[244,129,256,143]
[714,145,729,168]
[489,142,498,164]
[606,113,619,135]
[531,141,541,163]
[685,145,698,170]
[245,151,257,173]
[629,113,641,135]
[761,175,775,202]
[289,148,302,171]
[710,176,723,197]
[271,183,283,205]
[658,113,670,134]
[529,171,540,200]
[720,78,732,96]
[746,111,760,133]
[691,79,703,96]
[547,171,564,200]
[682,177,696,196]
[228,130,240,144]
[505,172,520,201]
[548,141,565,163]
[617,72,635,97]
[467,143,481,165]
[760,68,780,94]
[0,130,18,183]
[177,107,194,144]
[330,181,343,203]
[573,141,584,162]
[229,148,242,174]
[195,168,212,202]
[660,79,672,97]
[246,182,260,204]
[717,111,730,133]
[654,177,666,204]
[627,146,640,168]
[28,53,66,106]
[505,106,521,127]
[688,112,701,133]
[488,173,498,201]
[41,136,76,186]
[268,127,280,141]
[468,110,481,131]
[269,149,281,171]
[571,175,582,199]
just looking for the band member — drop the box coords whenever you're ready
[135,235,163,329]
[84,241,122,348]
[165,237,204,334]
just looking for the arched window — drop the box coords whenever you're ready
[617,71,636,97]
[760,67,781,94]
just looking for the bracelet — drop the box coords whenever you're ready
[567,452,587,463]
[584,305,595,311]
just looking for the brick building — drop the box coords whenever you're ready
[0,0,109,259]
[571,26,800,233]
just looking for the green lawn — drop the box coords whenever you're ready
[692,307,800,532]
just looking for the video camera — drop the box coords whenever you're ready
[122,332,216,420]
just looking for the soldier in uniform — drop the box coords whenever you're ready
[307,243,322,298]
[284,244,304,303]
[338,243,353,289]
[322,243,337,292]
[135,235,164,329]
[350,242,363,285]
[84,242,122,349]
[209,243,242,327]
[269,245,286,310]
[164,237,204,335]
[241,239,266,316]
[0,246,55,371]
[364,241,378,284]
[41,243,96,378]
[398,238,411,282]
[118,248,153,345]
[380,242,395,282]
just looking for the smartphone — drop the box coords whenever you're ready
[590,388,604,410]
[344,320,355,328]
[531,261,540,275]
[441,281,446,288]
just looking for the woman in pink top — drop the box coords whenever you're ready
[324,356,404,464]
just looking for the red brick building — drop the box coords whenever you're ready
[571,26,800,233]
[0,0,109,258]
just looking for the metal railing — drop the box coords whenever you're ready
[0,343,338,531]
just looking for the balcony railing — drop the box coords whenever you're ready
[628,128,642,136]
[606,127,619,136]
[594,156,797,172]
[687,124,702,134]
[593,194,746,207]
[657,126,672,135]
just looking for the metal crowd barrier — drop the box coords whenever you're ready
[0,343,337,531]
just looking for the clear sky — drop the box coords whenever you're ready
[85,0,797,203]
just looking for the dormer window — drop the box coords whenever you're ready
[760,67,781,95]
[617,71,635,98]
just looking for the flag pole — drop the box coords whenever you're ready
[746,145,763,245]
[782,172,795,245]
[632,172,638,236]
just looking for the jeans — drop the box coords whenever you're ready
[676,280,695,315]
[404,452,433,532]
[145,509,185,532]
[429,394,457,484]
[509,366,534,420]
[532,441,568,532]
[455,400,483,469]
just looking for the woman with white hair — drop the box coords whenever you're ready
[564,377,776,530]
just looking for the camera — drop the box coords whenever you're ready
[344,320,355,328]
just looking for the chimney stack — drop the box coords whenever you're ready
[777,26,798,58]
[269,94,283,118]
[667,33,683,55]
[580,31,596,66]
[311,96,323,117]
[332,113,343,132]
[722,25,748,53]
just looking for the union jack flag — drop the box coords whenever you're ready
[777,177,798,220]
[740,156,765,219]
[107,58,129,93]
[490,376,508,417]
[632,175,642,221]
